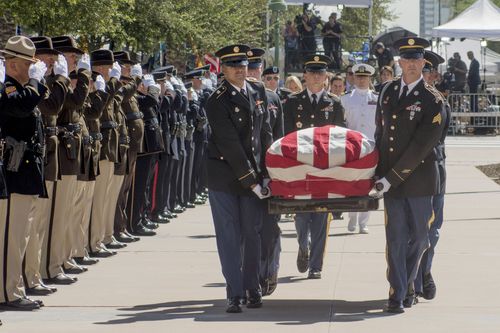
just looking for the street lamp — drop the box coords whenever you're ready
[269,0,287,69]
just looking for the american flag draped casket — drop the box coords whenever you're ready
[266,125,379,199]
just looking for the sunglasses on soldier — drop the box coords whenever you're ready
[265,76,279,81]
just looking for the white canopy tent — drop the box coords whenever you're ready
[285,0,372,7]
[432,0,500,39]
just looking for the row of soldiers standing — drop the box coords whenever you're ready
[0,35,212,311]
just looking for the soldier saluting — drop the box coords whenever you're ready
[370,37,446,313]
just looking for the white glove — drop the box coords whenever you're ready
[163,80,174,91]
[170,76,179,85]
[95,75,106,92]
[130,63,142,78]
[53,54,68,78]
[108,61,121,80]
[142,74,155,88]
[369,177,391,198]
[0,58,5,83]
[29,61,47,81]
[148,83,161,95]
[252,184,271,200]
[191,90,198,102]
[77,53,91,71]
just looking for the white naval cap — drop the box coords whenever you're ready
[352,63,375,76]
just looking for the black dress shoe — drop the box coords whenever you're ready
[89,248,116,258]
[296,247,309,273]
[26,285,54,296]
[150,213,170,224]
[39,283,57,293]
[173,205,184,214]
[105,238,127,249]
[226,297,242,313]
[74,256,99,265]
[114,232,135,243]
[44,273,77,285]
[308,270,322,279]
[422,272,436,300]
[185,202,196,208]
[132,226,156,236]
[25,297,44,307]
[63,266,88,274]
[0,298,40,311]
[143,220,159,230]
[246,290,263,308]
[385,299,404,313]
[163,210,177,219]
[123,230,140,241]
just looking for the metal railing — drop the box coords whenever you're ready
[448,92,500,135]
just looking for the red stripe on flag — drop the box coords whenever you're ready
[313,126,332,169]
[279,131,298,162]
[342,149,379,169]
[266,152,304,168]
[345,129,363,162]
[270,177,374,199]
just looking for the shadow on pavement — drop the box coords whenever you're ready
[95,298,392,325]
[203,276,309,288]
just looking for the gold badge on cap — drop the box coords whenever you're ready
[314,56,319,62]
[234,46,240,53]
[247,50,253,57]
[296,121,303,129]
[408,39,415,46]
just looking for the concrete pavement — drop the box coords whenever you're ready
[1,138,500,332]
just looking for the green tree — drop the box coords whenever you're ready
[340,0,396,53]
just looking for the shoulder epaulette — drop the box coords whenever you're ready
[424,82,444,103]
[210,85,227,100]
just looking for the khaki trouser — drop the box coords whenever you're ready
[41,175,77,279]
[103,174,125,245]
[0,194,37,303]
[24,181,54,288]
[74,181,95,258]
[90,160,114,252]
[63,180,86,267]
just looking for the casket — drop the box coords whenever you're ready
[266,125,379,213]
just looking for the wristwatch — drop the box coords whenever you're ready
[375,182,384,192]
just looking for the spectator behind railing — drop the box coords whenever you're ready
[283,21,300,71]
[296,11,317,58]
[285,75,302,93]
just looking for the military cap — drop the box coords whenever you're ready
[303,54,331,72]
[30,36,61,56]
[184,81,193,89]
[90,49,114,66]
[153,65,174,75]
[352,63,375,76]
[393,36,430,59]
[262,66,279,76]
[1,36,37,62]
[423,50,445,70]
[113,51,138,65]
[195,64,211,72]
[152,71,167,81]
[248,48,265,69]
[51,36,84,54]
[184,69,204,80]
[215,44,250,67]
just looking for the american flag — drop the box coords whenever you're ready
[266,125,378,199]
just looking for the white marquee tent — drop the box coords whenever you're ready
[432,0,500,39]
[285,0,372,7]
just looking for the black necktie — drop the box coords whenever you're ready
[312,93,317,109]
[240,89,248,100]
[399,85,408,103]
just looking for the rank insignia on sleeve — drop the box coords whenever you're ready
[5,86,17,95]
[432,113,442,125]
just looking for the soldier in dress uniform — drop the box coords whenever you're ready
[42,36,91,284]
[23,36,69,296]
[414,50,449,301]
[0,36,47,310]
[246,48,284,295]
[284,54,345,279]
[340,63,377,234]
[89,50,121,257]
[370,37,446,313]
[112,51,145,244]
[206,44,273,313]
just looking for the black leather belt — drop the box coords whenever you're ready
[100,121,118,129]
[90,132,103,141]
[126,112,144,121]
[59,123,82,134]
[144,118,159,125]
[44,127,59,136]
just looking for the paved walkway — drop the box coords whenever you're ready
[1,141,500,332]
